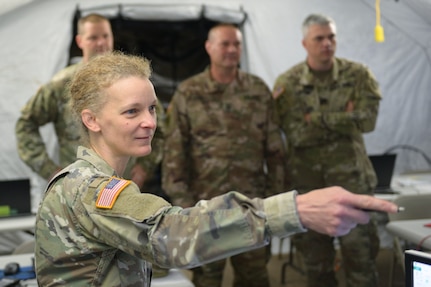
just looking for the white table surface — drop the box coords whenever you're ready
[0,253,194,287]
[386,218,431,250]
[374,171,431,201]
[152,269,194,287]
[0,215,36,232]
[392,171,431,195]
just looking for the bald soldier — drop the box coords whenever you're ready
[162,23,285,287]
[273,14,382,287]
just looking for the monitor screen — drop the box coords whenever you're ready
[405,249,431,287]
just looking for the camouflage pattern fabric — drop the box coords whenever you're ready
[192,244,271,287]
[293,220,380,287]
[35,146,305,286]
[162,67,286,286]
[16,64,81,179]
[50,63,80,82]
[162,67,286,207]
[273,57,382,287]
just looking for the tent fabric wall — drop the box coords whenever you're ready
[0,0,76,211]
[75,4,247,106]
[1,0,430,211]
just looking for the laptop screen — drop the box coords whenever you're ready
[0,179,32,217]
[405,249,431,287]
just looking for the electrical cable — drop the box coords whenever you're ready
[417,234,431,251]
[384,144,431,167]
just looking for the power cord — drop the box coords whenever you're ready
[417,234,431,251]
[384,145,431,167]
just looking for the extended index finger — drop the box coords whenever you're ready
[355,194,398,214]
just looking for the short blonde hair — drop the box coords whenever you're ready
[69,51,152,145]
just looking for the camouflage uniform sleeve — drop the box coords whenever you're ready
[263,88,287,196]
[309,65,381,135]
[15,81,63,179]
[38,168,305,273]
[161,88,194,207]
[149,190,306,268]
[135,101,165,179]
[84,182,305,269]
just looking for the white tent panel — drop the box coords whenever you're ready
[121,4,202,21]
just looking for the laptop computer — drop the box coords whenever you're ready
[0,179,32,218]
[405,249,431,287]
[368,153,399,194]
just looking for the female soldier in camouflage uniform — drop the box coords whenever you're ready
[34,51,397,287]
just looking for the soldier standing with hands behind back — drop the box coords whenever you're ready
[273,14,382,287]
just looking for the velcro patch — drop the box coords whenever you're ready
[272,87,285,99]
[96,177,131,209]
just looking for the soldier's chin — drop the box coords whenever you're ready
[136,147,152,157]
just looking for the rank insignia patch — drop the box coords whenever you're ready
[96,177,131,209]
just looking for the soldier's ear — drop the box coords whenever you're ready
[81,109,101,132]
[75,34,83,50]
[205,40,211,55]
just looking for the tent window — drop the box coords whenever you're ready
[68,4,246,107]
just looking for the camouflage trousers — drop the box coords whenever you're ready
[192,244,271,287]
[293,220,380,287]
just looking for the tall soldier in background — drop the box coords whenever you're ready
[273,14,382,287]
[162,23,286,287]
[16,13,116,181]
[15,13,164,193]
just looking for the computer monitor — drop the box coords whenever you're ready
[0,179,32,217]
[368,153,398,193]
[405,249,431,287]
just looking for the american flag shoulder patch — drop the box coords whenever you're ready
[96,177,131,209]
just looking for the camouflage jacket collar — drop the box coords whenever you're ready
[299,57,341,86]
[76,146,117,177]
[203,66,246,91]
